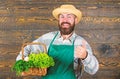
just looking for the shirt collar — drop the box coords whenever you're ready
[56,31,77,43]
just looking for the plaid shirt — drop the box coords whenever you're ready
[16,31,99,78]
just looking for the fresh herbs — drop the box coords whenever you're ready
[11,60,33,75]
[29,53,55,68]
[12,53,55,76]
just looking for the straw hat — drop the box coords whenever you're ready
[52,4,82,23]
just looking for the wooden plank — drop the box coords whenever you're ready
[0,29,119,47]
[0,28,119,45]
[99,57,120,69]
[75,29,120,43]
[2,56,119,71]
[0,69,119,79]
[0,65,119,79]
[0,16,119,30]
[0,44,119,78]
[82,68,120,79]
[92,43,120,57]
[13,3,120,17]
[0,44,20,65]
[56,0,120,2]
[0,1,119,17]
[0,43,119,70]
[0,30,33,45]
[0,66,38,79]
[0,62,120,79]
[77,16,120,29]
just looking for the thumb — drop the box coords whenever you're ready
[81,40,87,49]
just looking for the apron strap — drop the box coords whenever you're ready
[74,36,83,79]
[48,31,58,49]
[76,59,83,79]
[50,32,58,45]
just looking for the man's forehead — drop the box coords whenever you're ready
[59,13,76,16]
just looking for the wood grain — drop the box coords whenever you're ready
[0,0,120,79]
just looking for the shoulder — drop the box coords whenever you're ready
[41,31,58,39]
[33,31,58,42]
[74,34,89,46]
[75,34,92,50]
[75,34,85,42]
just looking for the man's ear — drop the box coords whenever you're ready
[75,18,79,24]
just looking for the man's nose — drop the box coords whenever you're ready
[63,17,68,22]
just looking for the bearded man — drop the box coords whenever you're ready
[16,4,99,79]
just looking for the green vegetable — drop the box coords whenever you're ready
[29,53,55,68]
[11,60,33,75]
[12,52,55,76]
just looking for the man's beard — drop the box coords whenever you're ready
[59,22,75,35]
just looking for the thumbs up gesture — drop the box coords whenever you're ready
[75,40,88,60]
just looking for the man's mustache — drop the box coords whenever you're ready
[61,22,71,26]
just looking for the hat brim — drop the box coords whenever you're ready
[52,8,82,22]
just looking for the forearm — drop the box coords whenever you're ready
[16,40,50,61]
[82,53,99,75]
[16,45,31,61]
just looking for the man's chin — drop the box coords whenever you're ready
[61,25,70,29]
[60,29,72,35]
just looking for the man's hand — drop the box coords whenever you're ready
[75,40,88,59]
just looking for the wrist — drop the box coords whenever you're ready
[81,51,88,60]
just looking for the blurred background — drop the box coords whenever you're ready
[0,0,120,79]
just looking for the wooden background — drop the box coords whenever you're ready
[0,0,120,79]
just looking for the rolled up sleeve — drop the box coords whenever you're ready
[82,53,99,75]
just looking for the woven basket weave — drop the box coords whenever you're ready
[21,42,47,76]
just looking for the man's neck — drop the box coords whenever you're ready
[61,32,73,40]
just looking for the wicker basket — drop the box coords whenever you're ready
[21,42,47,76]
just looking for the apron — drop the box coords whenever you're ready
[42,32,76,79]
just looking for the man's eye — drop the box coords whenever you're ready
[61,16,64,18]
[67,16,72,18]
[60,16,64,18]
